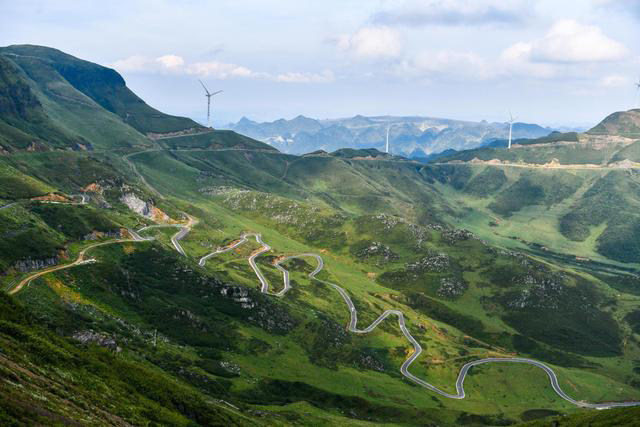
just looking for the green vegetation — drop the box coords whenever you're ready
[2,44,201,135]
[1,45,639,425]
[517,405,640,426]
[488,171,582,217]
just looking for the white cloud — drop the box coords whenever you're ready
[336,26,403,60]
[185,61,263,79]
[112,54,333,83]
[499,42,558,79]
[275,70,334,83]
[397,50,494,80]
[382,19,629,84]
[112,55,152,72]
[523,20,627,63]
[156,54,185,69]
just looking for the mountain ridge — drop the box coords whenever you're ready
[226,113,556,156]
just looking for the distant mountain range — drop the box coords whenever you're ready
[225,114,558,157]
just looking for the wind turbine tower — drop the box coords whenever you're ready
[199,80,222,128]
[385,124,390,154]
[507,112,515,150]
[635,77,640,109]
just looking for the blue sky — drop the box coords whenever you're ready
[2,0,640,127]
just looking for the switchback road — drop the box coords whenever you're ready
[199,233,640,410]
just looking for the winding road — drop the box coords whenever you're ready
[8,187,640,410]
[8,231,148,295]
[136,214,197,257]
[8,217,195,294]
[199,233,640,410]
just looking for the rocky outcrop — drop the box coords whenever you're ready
[442,228,477,245]
[507,274,566,309]
[72,330,121,352]
[437,278,467,298]
[120,193,170,222]
[81,182,103,193]
[354,241,398,263]
[14,256,59,272]
[406,252,450,273]
[354,351,385,372]
[218,283,297,334]
[83,229,124,240]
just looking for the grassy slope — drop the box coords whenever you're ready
[0,47,638,423]
[423,163,640,266]
[1,44,201,135]
[0,291,256,426]
[120,144,640,423]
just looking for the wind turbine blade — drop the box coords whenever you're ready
[198,80,211,96]
[211,90,223,96]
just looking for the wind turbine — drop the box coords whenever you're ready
[385,123,390,154]
[507,112,516,149]
[635,77,640,109]
[199,80,222,128]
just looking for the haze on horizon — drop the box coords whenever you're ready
[2,0,639,128]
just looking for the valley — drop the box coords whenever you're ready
[0,45,639,427]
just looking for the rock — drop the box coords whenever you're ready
[437,278,467,298]
[14,256,59,272]
[406,252,450,273]
[83,229,124,240]
[72,330,121,352]
[442,228,477,245]
[355,241,399,263]
[355,352,385,372]
[120,193,169,221]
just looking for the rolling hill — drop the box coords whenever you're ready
[428,109,640,265]
[0,45,639,426]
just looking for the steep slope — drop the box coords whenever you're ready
[0,55,90,151]
[0,293,251,426]
[1,45,202,135]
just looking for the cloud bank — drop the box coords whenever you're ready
[112,55,334,84]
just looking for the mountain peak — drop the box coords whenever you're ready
[588,109,640,136]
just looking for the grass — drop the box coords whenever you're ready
[1,47,639,424]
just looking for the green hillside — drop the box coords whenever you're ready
[1,45,202,135]
[588,109,640,137]
[0,46,639,426]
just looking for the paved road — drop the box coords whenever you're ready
[136,214,196,257]
[9,212,194,294]
[10,213,640,409]
[199,234,640,410]
[8,232,149,295]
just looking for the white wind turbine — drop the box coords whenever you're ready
[635,77,640,109]
[507,112,516,149]
[199,80,222,128]
[385,123,391,154]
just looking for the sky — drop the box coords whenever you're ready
[1,0,640,128]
